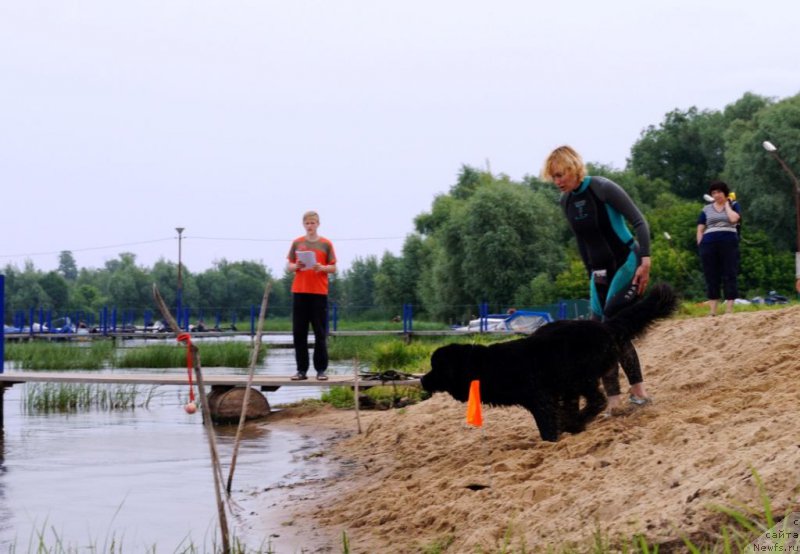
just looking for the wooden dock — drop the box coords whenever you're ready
[0,371,419,388]
[2,329,483,344]
[0,371,421,428]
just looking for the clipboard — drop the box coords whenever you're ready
[296,250,316,271]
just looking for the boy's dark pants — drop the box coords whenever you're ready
[292,293,328,375]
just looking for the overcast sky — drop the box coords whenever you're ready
[1,0,798,277]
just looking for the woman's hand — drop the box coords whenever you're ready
[633,257,651,295]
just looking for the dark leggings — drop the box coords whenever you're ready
[699,240,739,300]
[592,278,644,397]
[292,293,329,375]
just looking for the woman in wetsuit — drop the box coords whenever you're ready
[542,145,652,412]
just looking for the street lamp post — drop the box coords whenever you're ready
[176,227,185,328]
[762,141,800,292]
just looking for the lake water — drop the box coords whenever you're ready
[0,346,355,552]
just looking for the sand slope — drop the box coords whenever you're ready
[266,307,800,553]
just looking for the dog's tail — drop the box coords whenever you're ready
[603,283,678,343]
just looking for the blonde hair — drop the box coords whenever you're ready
[302,210,320,223]
[541,145,587,183]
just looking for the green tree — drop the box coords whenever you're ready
[71,284,106,315]
[629,106,727,200]
[414,169,567,319]
[102,253,150,309]
[195,259,270,319]
[340,256,380,317]
[39,271,69,311]
[512,272,559,307]
[7,261,50,314]
[150,258,179,310]
[724,93,800,252]
[738,230,794,296]
[722,92,771,127]
[373,252,403,316]
[375,234,431,318]
[459,183,564,308]
[554,259,590,301]
[58,251,78,281]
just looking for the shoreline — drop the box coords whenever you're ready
[239,405,380,553]
[240,307,800,553]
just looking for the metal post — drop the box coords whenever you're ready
[250,304,256,337]
[175,227,185,328]
[763,141,800,287]
[1,275,5,374]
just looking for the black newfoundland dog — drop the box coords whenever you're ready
[421,283,677,442]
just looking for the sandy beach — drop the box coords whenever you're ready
[255,306,800,553]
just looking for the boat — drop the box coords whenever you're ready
[454,310,554,333]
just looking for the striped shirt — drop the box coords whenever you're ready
[698,203,740,244]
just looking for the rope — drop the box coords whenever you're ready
[176,332,195,402]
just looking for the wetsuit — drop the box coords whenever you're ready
[560,176,651,396]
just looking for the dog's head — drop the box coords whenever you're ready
[421,343,480,402]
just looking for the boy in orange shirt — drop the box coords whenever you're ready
[286,211,337,380]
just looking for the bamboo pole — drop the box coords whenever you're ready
[227,281,272,494]
[353,356,362,434]
[152,284,230,553]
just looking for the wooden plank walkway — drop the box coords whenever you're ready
[0,371,421,388]
[3,329,481,342]
[0,371,421,427]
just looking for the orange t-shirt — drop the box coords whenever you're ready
[287,236,336,295]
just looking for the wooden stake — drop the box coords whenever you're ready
[353,356,362,434]
[152,284,230,553]
[227,281,272,494]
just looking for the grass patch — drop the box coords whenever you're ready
[328,333,504,372]
[260,316,450,333]
[321,384,424,409]
[676,298,796,318]
[4,340,115,370]
[422,469,782,553]
[372,340,434,371]
[10,524,282,553]
[115,342,266,369]
[320,386,354,408]
[4,341,266,370]
[23,383,159,412]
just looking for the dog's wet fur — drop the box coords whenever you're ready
[421,284,677,442]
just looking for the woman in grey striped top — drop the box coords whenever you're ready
[696,180,742,316]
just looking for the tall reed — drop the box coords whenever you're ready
[23,383,158,412]
[115,342,267,369]
[4,340,115,370]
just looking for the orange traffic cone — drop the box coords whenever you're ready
[466,380,483,427]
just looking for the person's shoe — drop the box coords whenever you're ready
[316,373,329,381]
[603,405,628,418]
[629,394,651,406]
[290,373,308,381]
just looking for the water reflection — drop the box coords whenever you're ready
[0,346,354,551]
